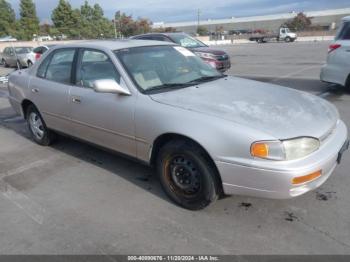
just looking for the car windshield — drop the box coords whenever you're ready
[15,47,32,54]
[115,45,223,93]
[170,34,207,48]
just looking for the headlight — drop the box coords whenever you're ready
[251,137,320,161]
[194,52,216,60]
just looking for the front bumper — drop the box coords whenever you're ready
[216,120,348,199]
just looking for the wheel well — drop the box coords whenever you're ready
[21,99,34,119]
[150,133,224,195]
[346,74,350,88]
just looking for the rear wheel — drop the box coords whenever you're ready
[157,140,220,210]
[27,60,33,67]
[26,105,55,146]
[3,59,9,68]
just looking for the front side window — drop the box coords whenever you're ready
[170,34,207,48]
[77,49,120,88]
[45,49,76,84]
[115,45,223,93]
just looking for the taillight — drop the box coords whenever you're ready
[328,44,341,53]
[35,53,41,60]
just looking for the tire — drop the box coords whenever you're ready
[285,37,291,43]
[3,59,9,68]
[16,60,22,70]
[345,75,350,90]
[26,104,55,146]
[157,139,220,210]
[27,60,33,67]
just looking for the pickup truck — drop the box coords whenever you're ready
[249,27,297,43]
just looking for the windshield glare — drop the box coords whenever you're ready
[115,46,222,92]
[171,34,207,48]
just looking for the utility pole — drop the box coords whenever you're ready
[113,19,117,39]
[197,9,201,34]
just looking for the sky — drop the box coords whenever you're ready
[9,0,350,23]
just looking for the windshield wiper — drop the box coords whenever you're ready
[187,75,226,84]
[145,83,193,92]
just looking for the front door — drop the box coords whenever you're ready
[69,48,137,157]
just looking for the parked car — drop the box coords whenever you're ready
[7,41,349,210]
[1,46,34,68]
[320,16,350,88]
[0,36,17,42]
[131,32,231,72]
[33,35,53,42]
[32,45,56,62]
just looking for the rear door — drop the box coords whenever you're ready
[28,48,77,133]
[7,47,16,66]
[69,48,137,157]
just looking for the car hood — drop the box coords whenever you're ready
[150,77,339,140]
[189,46,227,55]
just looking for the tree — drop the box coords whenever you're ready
[135,18,152,35]
[79,2,113,39]
[19,0,40,40]
[285,12,312,31]
[52,0,81,38]
[0,0,16,37]
[197,26,208,36]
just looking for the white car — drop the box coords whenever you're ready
[321,16,350,88]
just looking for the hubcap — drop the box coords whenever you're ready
[29,112,44,140]
[168,156,201,195]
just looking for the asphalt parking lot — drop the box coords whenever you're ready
[0,41,350,255]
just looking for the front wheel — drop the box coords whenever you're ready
[26,105,55,146]
[285,37,291,42]
[16,60,22,70]
[27,60,33,67]
[157,140,220,210]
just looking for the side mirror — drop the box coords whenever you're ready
[93,79,131,96]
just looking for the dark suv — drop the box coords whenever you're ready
[131,33,231,72]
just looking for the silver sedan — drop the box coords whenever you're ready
[7,40,349,210]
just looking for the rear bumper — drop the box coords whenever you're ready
[320,64,347,86]
[216,120,348,199]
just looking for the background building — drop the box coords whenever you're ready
[152,8,350,34]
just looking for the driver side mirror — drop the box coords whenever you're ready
[92,79,131,96]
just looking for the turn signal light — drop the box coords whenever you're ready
[292,170,322,185]
[251,143,269,158]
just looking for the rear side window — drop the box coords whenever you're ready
[45,49,76,84]
[337,22,350,40]
[37,54,52,78]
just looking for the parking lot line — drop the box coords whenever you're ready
[0,156,59,225]
[0,182,46,225]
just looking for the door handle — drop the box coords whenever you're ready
[31,88,39,93]
[72,97,81,104]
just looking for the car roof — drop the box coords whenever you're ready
[54,40,175,51]
[343,16,350,21]
[132,32,186,38]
